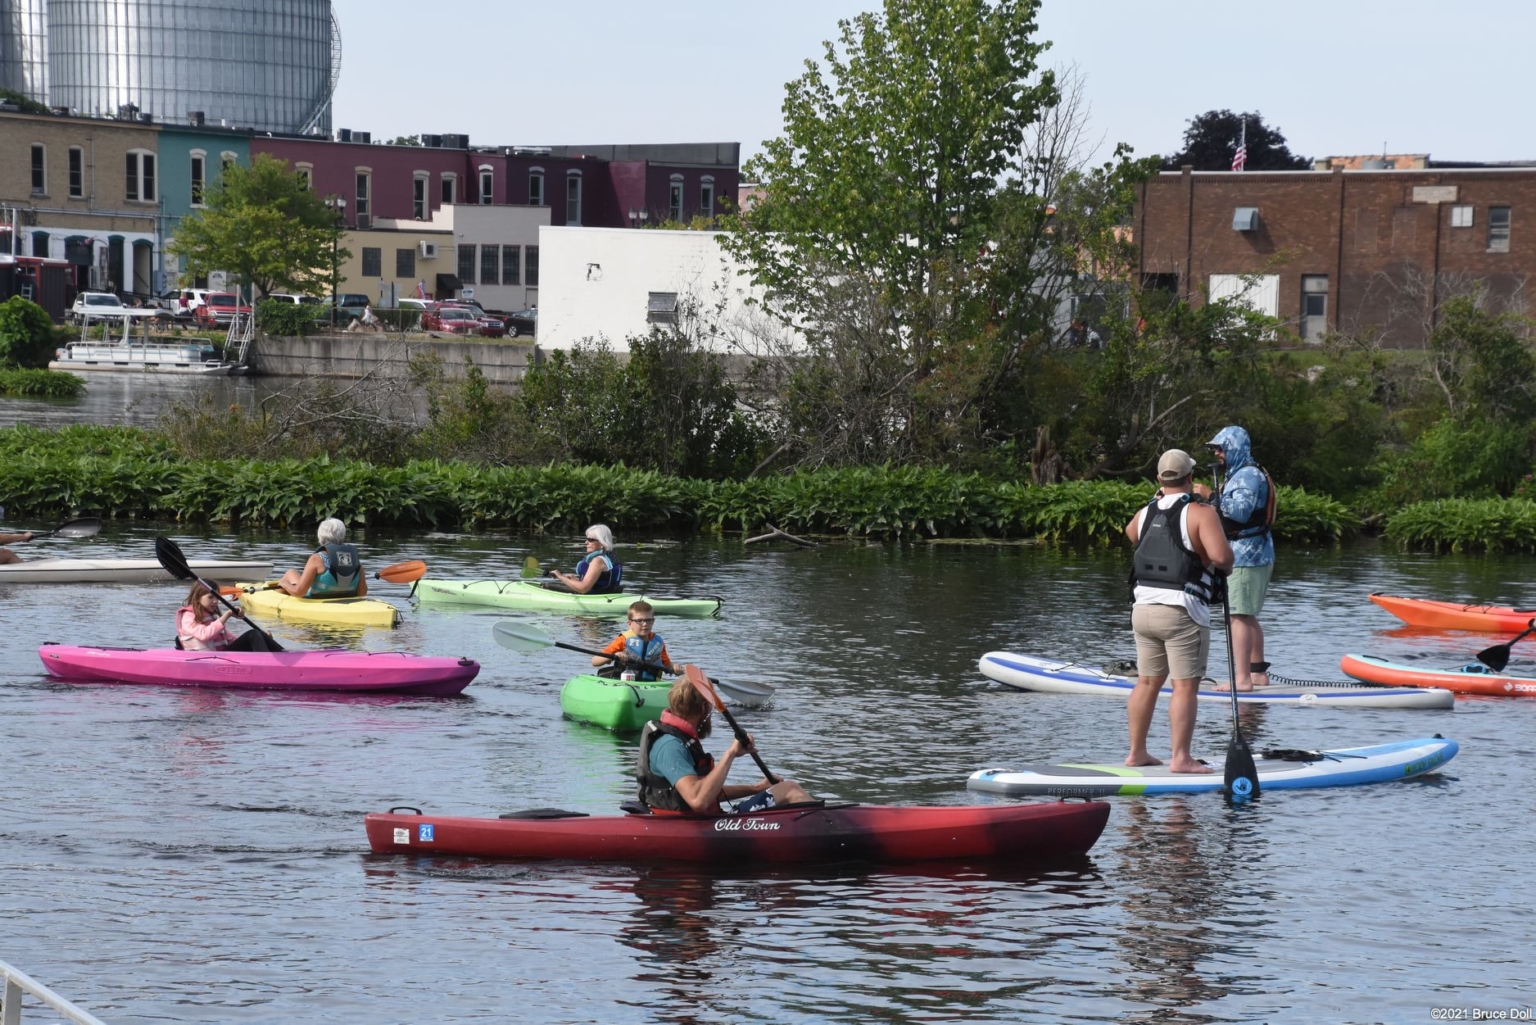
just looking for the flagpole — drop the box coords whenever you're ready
[1237,117,1247,172]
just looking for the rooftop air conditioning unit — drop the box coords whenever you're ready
[337,128,352,142]
[354,131,371,144]
[442,133,470,149]
[419,241,438,259]
[422,134,443,148]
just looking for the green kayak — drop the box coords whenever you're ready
[559,674,673,731]
[415,579,722,618]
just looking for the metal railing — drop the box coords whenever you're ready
[0,959,108,1025]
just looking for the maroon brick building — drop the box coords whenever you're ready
[1135,166,1536,346]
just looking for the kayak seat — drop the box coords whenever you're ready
[619,801,652,816]
[174,638,184,650]
[498,808,591,820]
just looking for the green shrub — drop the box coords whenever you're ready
[255,298,318,337]
[0,296,58,367]
[1386,497,1536,552]
[0,368,86,397]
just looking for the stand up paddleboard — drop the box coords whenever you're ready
[979,652,1454,709]
[966,736,1457,797]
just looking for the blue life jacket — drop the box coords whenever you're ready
[309,542,361,597]
[622,631,667,681]
[574,550,623,594]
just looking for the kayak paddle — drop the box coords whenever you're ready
[685,664,779,784]
[374,559,427,584]
[153,536,284,652]
[32,517,104,539]
[521,555,543,579]
[491,620,774,706]
[1475,618,1536,673]
[1220,583,1260,801]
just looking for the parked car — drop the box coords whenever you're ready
[193,292,253,328]
[69,291,168,325]
[316,293,372,325]
[265,293,320,305]
[504,307,537,338]
[177,287,213,319]
[422,306,504,336]
[149,288,183,314]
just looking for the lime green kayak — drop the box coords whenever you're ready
[559,674,672,731]
[236,581,401,628]
[415,579,722,618]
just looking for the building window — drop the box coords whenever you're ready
[361,247,382,277]
[32,230,49,258]
[529,169,544,206]
[68,147,83,198]
[669,175,683,221]
[1488,206,1511,252]
[479,166,494,205]
[481,244,499,284]
[565,172,584,225]
[458,244,476,285]
[355,171,371,222]
[525,245,539,286]
[700,177,715,216]
[441,174,456,205]
[125,150,155,202]
[648,291,679,324]
[31,144,45,194]
[413,173,428,220]
[295,163,313,189]
[190,153,205,205]
[1300,275,1328,342]
[502,245,520,285]
[1451,205,1474,228]
[396,248,415,278]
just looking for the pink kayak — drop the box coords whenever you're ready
[38,644,479,696]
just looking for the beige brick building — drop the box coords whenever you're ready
[1,109,161,293]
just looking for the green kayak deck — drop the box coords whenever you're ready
[415,579,722,618]
[559,674,672,731]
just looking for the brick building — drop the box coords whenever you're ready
[1135,165,1536,347]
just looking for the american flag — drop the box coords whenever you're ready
[1232,118,1248,172]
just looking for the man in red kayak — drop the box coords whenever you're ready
[636,679,814,814]
[1124,449,1234,773]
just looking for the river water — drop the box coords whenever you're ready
[1,519,1533,1024]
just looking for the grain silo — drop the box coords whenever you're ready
[0,0,49,103]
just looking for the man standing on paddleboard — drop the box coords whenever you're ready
[1124,450,1234,773]
[1196,426,1276,691]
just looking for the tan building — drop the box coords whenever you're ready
[0,109,161,294]
[370,203,548,311]
[332,224,453,306]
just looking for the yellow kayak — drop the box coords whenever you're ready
[235,582,401,628]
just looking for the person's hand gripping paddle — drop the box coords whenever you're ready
[1221,579,1260,801]
[685,664,778,785]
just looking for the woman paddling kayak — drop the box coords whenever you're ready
[550,524,623,595]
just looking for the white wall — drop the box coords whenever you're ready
[1208,273,1279,317]
[537,226,799,352]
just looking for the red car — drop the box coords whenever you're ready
[193,292,253,328]
[425,305,506,337]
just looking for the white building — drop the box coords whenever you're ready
[536,226,801,352]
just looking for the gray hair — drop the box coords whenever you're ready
[585,523,614,550]
[317,518,348,546]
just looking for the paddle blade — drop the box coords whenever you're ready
[375,560,427,584]
[491,619,556,653]
[521,555,543,579]
[1475,619,1533,672]
[153,536,194,580]
[684,664,728,713]
[1224,728,1261,801]
[52,517,103,538]
[712,676,775,708]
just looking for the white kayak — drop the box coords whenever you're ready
[0,558,274,585]
[979,652,1454,710]
[967,736,1459,796]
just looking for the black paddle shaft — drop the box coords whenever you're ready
[713,699,779,784]
[1476,618,1536,672]
[1221,582,1261,800]
[551,638,671,678]
[153,536,281,651]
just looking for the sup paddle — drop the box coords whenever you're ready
[491,620,774,706]
[30,517,104,539]
[1220,580,1260,801]
[154,536,283,652]
[685,664,778,784]
[1475,618,1536,673]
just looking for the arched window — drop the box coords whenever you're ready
[700,174,715,217]
[529,167,545,207]
[413,171,430,219]
[190,149,207,206]
[668,174,684,221]
[126,149,156,203]
[479,164,495,205]
[566,170,582,225]
[440,172,457,206]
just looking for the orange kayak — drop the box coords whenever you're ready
[1341,653,1536,697]
[1369,592,1536,632]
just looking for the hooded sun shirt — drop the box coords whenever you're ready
[1208,426,1275,569]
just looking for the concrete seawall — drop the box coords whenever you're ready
[249,333,538,384]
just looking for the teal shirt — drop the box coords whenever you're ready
[648,733,702,785]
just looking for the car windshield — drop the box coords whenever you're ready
[441,309,472,319]
[85,295,119,305]
[209,295,236,307]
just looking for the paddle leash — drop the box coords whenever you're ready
[1220,579,1260,801]
[153,536,283,652]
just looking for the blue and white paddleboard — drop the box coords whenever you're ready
[979,652,1454,709]
[967,736,1458,796]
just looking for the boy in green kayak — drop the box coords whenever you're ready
[592,600,676,680]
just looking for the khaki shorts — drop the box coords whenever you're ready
[1132,603,1210,680]
[1227,563,1273,617]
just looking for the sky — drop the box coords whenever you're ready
[331,0,1535,167]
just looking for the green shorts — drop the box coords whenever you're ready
[1227,563,1273,616]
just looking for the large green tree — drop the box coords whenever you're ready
[168,153,348,297]
[723,0,1149,469]
[1160,110,1310,171]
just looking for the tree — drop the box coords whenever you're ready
[388,135,422,147]
[1160,110,1310,171]
[168,153,349,297]
[721,0,1149,469]
[0,296,57,367]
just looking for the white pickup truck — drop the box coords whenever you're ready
[70,292,172,325]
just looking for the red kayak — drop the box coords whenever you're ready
[365,800,1110,865]
[1369,592,1536,633]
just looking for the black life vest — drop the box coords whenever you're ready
[1217,466,1278,541]
[310,542,361,597]
[1130,495,1213,603]
[635,720,716,812]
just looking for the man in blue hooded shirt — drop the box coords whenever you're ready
[1195,426,1275,691]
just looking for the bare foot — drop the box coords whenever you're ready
[1125,753,1164,767]
[1169,759,1215,774]
[1211,681,1256,692]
